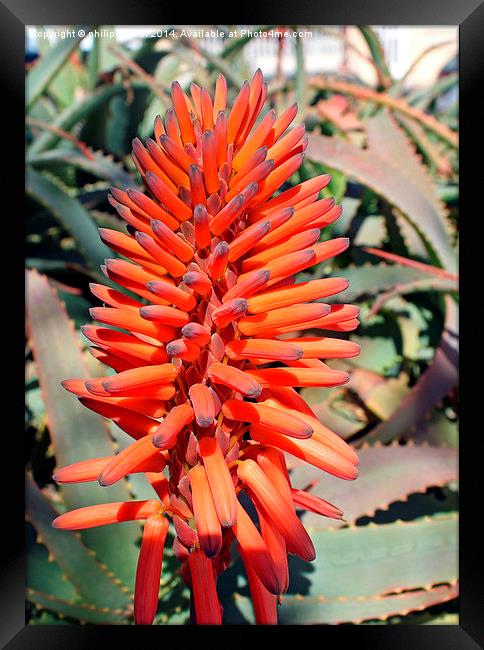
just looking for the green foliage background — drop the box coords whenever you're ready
[25,25,458,625]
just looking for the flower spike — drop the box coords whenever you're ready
[53,70,359,626]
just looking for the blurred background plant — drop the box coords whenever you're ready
[25,25,458,626]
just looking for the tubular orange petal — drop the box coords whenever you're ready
[248,174,330,223]
[188,549,222,624]
[90,306,176,341]
[146,279,196,312]
[227,81,250,144]
[238,303,329,337]
[222,268,270,303]
[139,304,189,327]
[266,124,305,166]
[145,172,193,222]
[222,399,313,439]
[213,73,227,120]
[81,325,168,365]
[171,81,196,144]
[101,364,178,394]
[146,138,190,188]
[264,386,316,417]
[53,457,112,483]
[214,110,228,168]
[152,403,194,449]
[134,513,169,625]
[150,220,194,263]
[127,187,185,228]
[198,437,237,527]
[159,134,195,172]
[207,362,262,398]
[210,182,259,236]
[211,298,248,328]
[254,447,294,505]
[252,199,334,249]
[246,278,349,314]
[246,366,350,388]
[238,544,278,624]
[284,336,361,359]
[237,459,315,561]
[99,435,161,486]
[291,488,344,520]
[271,102,298,141]
[247,153,305,210]
[224,338,302,362]
[242,228,321,272]
[232,110,276,172]
[231,501,282,595]
[135,232,187,277]
[253,501,289,594]
[188,465,222,558]
[250,425,358,480]
[79,398,159,440]
[52,500,160,530]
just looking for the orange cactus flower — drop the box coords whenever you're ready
[52,70,359,625]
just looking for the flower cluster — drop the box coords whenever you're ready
[52,70,360,625]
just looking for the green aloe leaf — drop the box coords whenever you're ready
[26,475,131,615]
[26,28,89,109]
[307,115,456,273]
[26,168,111,272]
[288,444,457,530]
[358,26,392,85]
[328,263,438,303]
[28,80,145,155]
[28,149,135,189]
[294,513,457,597]
[233,583,457,625]
[26,269,141,589]
[361,296,458,445]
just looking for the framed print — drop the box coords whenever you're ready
[3,0,482,645]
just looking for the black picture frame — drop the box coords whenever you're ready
[8,0,482,646]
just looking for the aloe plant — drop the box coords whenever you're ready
[25,24,458,625]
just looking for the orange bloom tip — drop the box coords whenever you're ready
[166,338,201,362]
[181,322,211,346]
[182,271,212,295]
[188,383,218,428]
